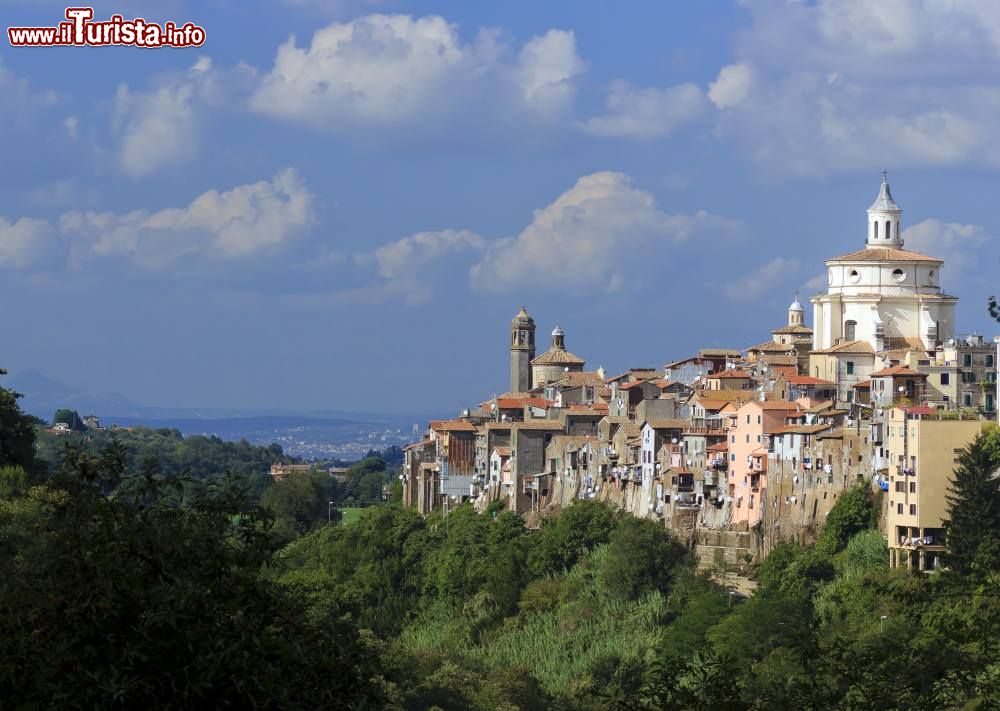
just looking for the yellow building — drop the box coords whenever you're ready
[885,406,982,571]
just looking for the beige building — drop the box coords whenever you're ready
[809,340,875,403]
[885,406,982,571]
[531,325,586,388]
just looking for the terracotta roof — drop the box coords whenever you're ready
[497,391,533,399]
[710,369,754,379]
[786,374,835,386]
[853,380,872,389]
[698,348,742,358]
[827,246,943,264]
[621,423,642,438]
[905,405,937,415]
[531,348,585,366]
[698,389,756,401]
[601,416,632,424]
[762,354,799,366]
[772,324,814,335]
[749,340,796,353]
[492,446,511,457]
[813,340,875,355]
[430,420,477,432]
[551,371,605,388]
[596,386,612,398]
[485,422,514,430]
[513,420,565,431]
[871,364,927,378]
[404,439,434,450]
[664,356,708,369]
[749,400,802,411]
[773,423,832,435]
[802,400,835,413]
[564,408,605,418]
[707,441,729,452]
[549,434,597,450]
[620,379,658,390]
[646,419,688,430]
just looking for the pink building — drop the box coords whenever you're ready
[727,400,801,526]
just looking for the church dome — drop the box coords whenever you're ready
[789,298,804,312]
[551,325,564,337]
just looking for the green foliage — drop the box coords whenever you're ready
[51,408,86,431]
[528,499,617,576]
[0,385,38,473]
[597,516,690,599]
[0,445,382,709]
[818,483,878,553]
[259,469,332,542]
[945,431,1000,576]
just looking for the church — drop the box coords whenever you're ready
[811,174,957,353]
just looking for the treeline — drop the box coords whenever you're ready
[6,379,1000,708]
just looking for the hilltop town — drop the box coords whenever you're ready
[402,175,999,573]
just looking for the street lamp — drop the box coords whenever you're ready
[729,591,736,608]
[328,500,334,524]
[880,614,887,633]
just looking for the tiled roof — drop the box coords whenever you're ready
[621,423,642,438]
[827,246,942,264]
[707,441,729,452]
[871,364,926,378]
[813,340,875,355]
[698,389,756,401]
[485,422,514,430]
[532,348,585,366]
[750,400,802,411]
[699,348,742,358]
[646,418,688,430]
[497,391,534,399]
[492,446,511,457]
[551,371,605,387]
[404,439,434,450]
[761,354,799,366]
[854,379,872,389]
[773,423,831,435]
[710,368,753,379]
[429,420,477,432]
[596,386,612,398]
[772,324,814,335]
[513,420,565,431]
[786,374,836,386]
[905,405,937,415]
[749,340,796,353]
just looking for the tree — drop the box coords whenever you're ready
[51,408,86,432]
[528,499,617,576]
[0,383,38,474]
[259,470,331,542]
[598,516,689,599]
[944,431,1000,575]
[0,445,382,708]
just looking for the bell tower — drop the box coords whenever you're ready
[867,172,903,247]
[510,306,535,393]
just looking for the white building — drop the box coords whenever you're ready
[812,175,958,353]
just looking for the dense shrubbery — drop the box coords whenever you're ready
[8,377,1000,709]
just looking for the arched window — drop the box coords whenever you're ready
[873,222,879,240]
[845,320,857,341]
[885,220,891,239]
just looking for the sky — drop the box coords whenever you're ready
[2,0,1000,415]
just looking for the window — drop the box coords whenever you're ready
[897,503,903,514]
[848,270,860,284]
[891,268,905,282]
[874,222,879,239]
[746,414,750,424]
[989,355,996,367]
[757,415,761,424]
[885,220,891,239]
[964,354,973,367]
[745,434,750,444]
[730,453,736,462]
[964,393,973,407]
[846,361,855,375]
[909,482,916,493]
[845,320,857,340]
[909,504,917,516]
[941,373,950,385]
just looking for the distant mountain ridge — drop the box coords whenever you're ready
[4,369,438,424]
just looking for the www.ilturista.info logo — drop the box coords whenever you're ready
[8,7,205,48]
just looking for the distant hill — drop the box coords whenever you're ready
[7,369,142,419]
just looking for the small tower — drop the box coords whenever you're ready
[510,306,535,393]
[867,172,903,247]
[550,325,565,350]
[788,294,804,327]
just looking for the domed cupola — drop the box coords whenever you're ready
[788,294,804,326]
[867,172,903,247]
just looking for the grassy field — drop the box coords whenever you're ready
[338,507,365,525]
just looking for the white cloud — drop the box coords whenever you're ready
[726,258,802,302]
[373,229,486,304]
[710,0,1000,173]
[249,14,585,132]
[470,171,740,294]
[0,58,57,131]
[903,219,994,289]
[24,179,100,209]
[60,168,313,268]
[0,217,55,269]
[708,63,754,109]
[112,57,252,178]
[582,80,706,140]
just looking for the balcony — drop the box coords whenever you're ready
[751,458,766,473]
[897,465,916,477]
[710,458,728,470]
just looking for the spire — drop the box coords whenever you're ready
[866,172,903,247]
[869,171,900,212]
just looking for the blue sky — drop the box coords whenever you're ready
[2,0,999,414]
